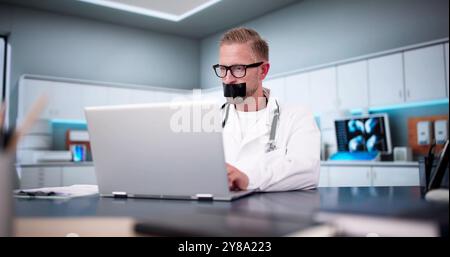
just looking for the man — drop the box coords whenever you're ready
[213,27,320,192]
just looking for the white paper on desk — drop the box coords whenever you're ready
[14,185,99,199]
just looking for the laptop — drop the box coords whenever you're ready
[85,101,254,201]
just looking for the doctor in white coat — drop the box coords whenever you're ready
[214,27,321,192]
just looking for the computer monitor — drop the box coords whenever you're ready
[334,113,392,154]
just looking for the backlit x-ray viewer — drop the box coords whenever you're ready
[331,113,392,161]
[334,113,392,154]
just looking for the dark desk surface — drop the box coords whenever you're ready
[15,186,444,236]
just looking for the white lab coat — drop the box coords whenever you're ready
[222,95,321,192]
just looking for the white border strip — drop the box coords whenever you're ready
[5,40,11,129]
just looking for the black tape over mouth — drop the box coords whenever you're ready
[223,83,246,98]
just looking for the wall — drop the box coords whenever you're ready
[0,4,200,127]
[372,103,449,152]
[200,0,449,89]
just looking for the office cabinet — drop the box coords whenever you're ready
[337,60,369,110]
[81,85,108,107]
[152,91,170,103]
[53,82,83,120]
[107,87,132,106]
[19,80,83,121]
[264,77,285,102]
[404,44,447,102]
[19,80,54,121]
[368,53,405,106]
[318,166,329,187]
[285,72,311,108]
[46,81,80,120]
[19,166,97,188]
[62,166,97,186]
[19,167,62,189]
[321,164,420,187]
[371,167,420,186]
[328,166,371,187]
[79,85,108,120]
[18,76,195,122]
[128,89,156,104]
[309,67,337,114]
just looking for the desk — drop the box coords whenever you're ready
[13,187,445,236]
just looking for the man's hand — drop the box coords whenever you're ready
[226,163,249,191]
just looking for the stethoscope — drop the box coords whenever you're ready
[221,98,280,153]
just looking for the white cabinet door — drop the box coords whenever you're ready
[41,167,62,187]
[19,167,62,189]
[172,92,191,102]
[309,67,337,114]
[337,60,369,110]
[152,91,178,103]
[371,167,420,186]
[318,166,329,187]
[328,166,371,187]
[368,53,405,106]
[81,85,108,107]
[264,77,285,102]
[19,168,40,189]
[62,166,97,186]
[404,44,447,102]
[128,89,156,104]
[285,72,311,108]
[19,80,54,120]
[50,82,82,120]
[445,43,449,97]
[35,81,82,120]
[79,85,108,120]
[20,80,82,120]
[107,87,131,106]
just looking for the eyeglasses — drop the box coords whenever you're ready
[213,62,263,78]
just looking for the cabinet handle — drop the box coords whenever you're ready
[406,89,410,99]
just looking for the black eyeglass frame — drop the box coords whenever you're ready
[212,62,264,78]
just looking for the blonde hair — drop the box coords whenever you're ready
[220,27,269,61]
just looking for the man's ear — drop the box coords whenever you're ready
[260,62,270,80]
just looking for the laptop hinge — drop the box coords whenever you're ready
[112,191,128,198]
[196,193,214,201]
